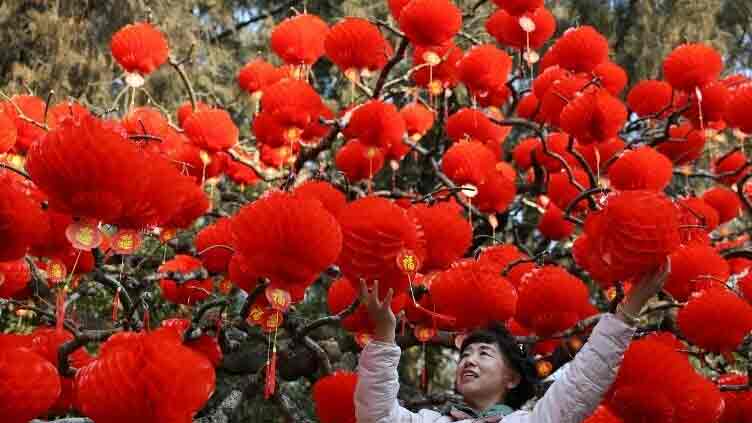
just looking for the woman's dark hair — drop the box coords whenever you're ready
[459,322,539,409]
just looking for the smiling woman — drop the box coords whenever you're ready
[354,266,669,423]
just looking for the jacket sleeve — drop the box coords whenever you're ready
[355,340,445,423]
[527,313,635,423]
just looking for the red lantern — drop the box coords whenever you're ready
[195,218,234,273]
[175,101,211,127]
[0,346,61,423]
[412,41,463,94]
[0,171,46,261]
[458,44,513,100]
[491,0,544,16]
[725,82,752,133]
[664,244,728,301]
[325,18,392,76]
[593,62,629,95]
[429,260,517,331]
[231,192,342,290]
[75,329,215,423]
[608,146,674,191]
[408,203,472,271]
[398,0,462,47]
[582,190,681,283]
[313,371,358,423]
[237,59,286,95]
[626,80,674,118]
[560,89,627,145]
[0,109,16,153]
[3,95,46,153]
[0,259,31,299]
[656,123,707,165]
[292,180,347,217]
[442,141,497,186]
[551,26,609,73]
[485,7,556,51]
[401,103,436,141]
[337,196,425,297]
[110,22,169,75]
[158,255,213,305]
[343,100,406,150]
[678,287,752,353]
[663,43,723,92]
[183,108,239,152]
[702,186,742,224]
[270,14,329,65]
[515,265,592,336]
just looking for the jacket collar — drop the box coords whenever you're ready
[448,403,514,422]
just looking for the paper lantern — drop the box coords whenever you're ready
[312,371,358,423]
[702,186,742,224]
[75,329,215,423]
[0,346,61,423]
[159,255,213,305]
[725,82,752,133]
[663,43,723,92]
[678,287,752,353]
[195,218,234,273]
[664,244,729,301]
[429,260,517,331]
[559,88,627,144]
[110,22,169,75]
[491,0,544,16]
[335,139,386,181]
[398,0,462,47]
[412,41,463,93]
[607,146,673,191]
[485,7,556,50]
[232,192,342,289]
[237,59,286,95]
[457,44,513,100]
[336,196,424,297]
[593,62,628,95]
[626,80,674,118]
[293,180,347,217]
[183,108,239,152]
[477,244,535,286]
[343,100,406,150]
[552,26,609,73]
[325,18,392,75]
[656,123,707,165]
[270,14,329,65]
[441,140,497,186]
[515,265,592,336]
[408,202,472,271]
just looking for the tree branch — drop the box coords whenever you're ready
[210,1,302,43]
[373,38,408,99]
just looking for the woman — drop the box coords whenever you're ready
[354,265,669,423]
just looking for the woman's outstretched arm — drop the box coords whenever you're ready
[353,280,444,423]
[525,264,670,423]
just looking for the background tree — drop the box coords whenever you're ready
[1,1,752,423]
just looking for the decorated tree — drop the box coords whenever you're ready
[1,1,752,423]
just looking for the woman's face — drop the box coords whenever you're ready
[456,342,520,409]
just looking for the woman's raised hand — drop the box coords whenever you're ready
[358,279,396,344]
[616,258,672,325]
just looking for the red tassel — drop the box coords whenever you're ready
[55,289,65,333]
[112,287,121,322]
[143,307,150,331]
[264,345,278,399]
